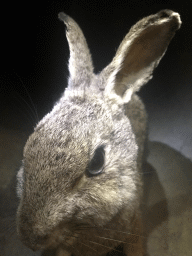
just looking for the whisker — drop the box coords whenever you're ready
[75,226,92,231]
[1,226,15,234]
[79,225,154,239]
[75,231,127,244]
[1,211,17,218]
[13,71,39,122]
[70,222,162,241]
[7,228,16,238]
[5,77,37,126]
[61,228,117,253]
[65,240,81,256]
[1,226,16,238]
[73,230,123,253]
[0,218,15,227]
[2,223,15,232]
[77,241,98,253]
[0,217,16,237]
[87,240,124,253]
[14,90,38,125]
[58,229,98,254]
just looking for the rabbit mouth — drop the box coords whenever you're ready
[43,227,78,251]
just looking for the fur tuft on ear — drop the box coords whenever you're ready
[101,10,181,103]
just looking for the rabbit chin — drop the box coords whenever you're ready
[20,227,77,252]
[44,228,78,251]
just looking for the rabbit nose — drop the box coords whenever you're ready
[19,230,48,251]
[17,213,48,251]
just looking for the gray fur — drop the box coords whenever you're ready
[16,10,181,256]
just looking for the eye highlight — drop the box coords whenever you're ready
[87,146,105,176]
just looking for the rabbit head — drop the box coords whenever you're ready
[16,10,181,255]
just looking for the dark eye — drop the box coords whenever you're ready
[87,146,105,176]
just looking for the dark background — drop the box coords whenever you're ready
[0,1,192,255]
[1,0,191,133]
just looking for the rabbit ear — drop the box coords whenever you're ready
[101,10,181,103]
[58,13,94,88]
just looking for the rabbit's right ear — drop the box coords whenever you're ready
[59,13,94,89]
[101,10,181,104]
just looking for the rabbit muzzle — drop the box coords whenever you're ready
[17,217,76,252]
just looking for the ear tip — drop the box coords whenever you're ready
[171,12,182,29]
[158,9,182,29]
[58,12,69,23]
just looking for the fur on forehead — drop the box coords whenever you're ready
[34,90,126,145]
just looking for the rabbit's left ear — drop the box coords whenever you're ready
[102,10,181,103]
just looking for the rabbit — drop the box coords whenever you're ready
[16,9,181,256]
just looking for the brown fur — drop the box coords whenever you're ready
[16,10,181,255]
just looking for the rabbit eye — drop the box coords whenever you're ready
[87,146,105,176]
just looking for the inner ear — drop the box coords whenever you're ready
[114,18,179,97]
[117,25,169,77]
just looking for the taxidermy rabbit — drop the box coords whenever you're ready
[16,10,181,256]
